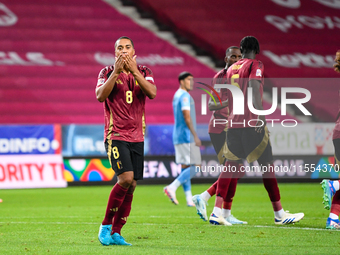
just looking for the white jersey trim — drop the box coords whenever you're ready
[181,106,190,111]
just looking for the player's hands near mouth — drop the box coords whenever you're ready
[125,55,138,74]
[114,54,125,74]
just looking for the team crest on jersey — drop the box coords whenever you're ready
[256,69,262,77]
[117,160,123,169]
[232,64,243,70]
[97,79,105,85]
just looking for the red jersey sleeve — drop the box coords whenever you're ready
[139,65,155,85]
[96,66,114,88]
[249,60,264,81]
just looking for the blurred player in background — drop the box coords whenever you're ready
[210,36,304,225]
[320,50,340,229]
[164,72,201,206]
[96,36,157,245]
[192,47,247,224]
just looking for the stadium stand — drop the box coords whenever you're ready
[0,0,215,124]
[126,0,340,121]
[0,0,307,125]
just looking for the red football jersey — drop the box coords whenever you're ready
[208,68,229,134]
[96,65,155,142]
[333,90,340,140]
[226,58,264,129]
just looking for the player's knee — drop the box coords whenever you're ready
[122,178,133,187]
[128,181,137,193]
[117,173,134,188]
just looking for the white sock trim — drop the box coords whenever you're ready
[168,179,181,191]
[274,208,285,219]
[200,191,211,202]
[329,213,339,220]
[222,209,231,218]
[185,190,193,203]
[212,207,222,217]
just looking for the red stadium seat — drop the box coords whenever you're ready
[0,0,215,124]
[130,0,339,121]
[0,0,301,124]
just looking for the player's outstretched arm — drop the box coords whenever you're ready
[125,55,157,99]
[96,55,124,102]
[249,79,266,133]
[208,97,228,111]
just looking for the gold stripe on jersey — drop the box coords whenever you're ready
[223,141,241,161]
[232,64,243,70]
[246,126,269,163]
[217,143,227,165]
[142,112,145,136]
[107,140,113,167]
[106,108,114,140]
[223,122,229,132]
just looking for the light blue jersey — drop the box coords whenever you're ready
[172,88,196,145]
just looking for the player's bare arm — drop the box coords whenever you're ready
[182,109,201,147]
[249,79,266,133]
[125,55,157,99]
[208,96,228,111]
[96,54,125,102]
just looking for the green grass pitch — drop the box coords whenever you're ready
[0,183,339,254]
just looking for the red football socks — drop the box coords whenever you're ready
[215,161,238,205]
[223,178,238,210]
[207,181,217,196]
[330,204,340,216]
[102,183,128,226]
[112,193,133,235]
[331,191,340,216]
[214,195,224,209]
[262,164,282,210]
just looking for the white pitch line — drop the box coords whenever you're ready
[0,222,98,225]
[1,215,327,220]
[0,216,88,219]
[149,215,198,218]
[0,222,336,231]
[0,222,190,226]
[253,225,333,231]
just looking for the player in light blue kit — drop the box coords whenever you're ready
[164,71,201,206]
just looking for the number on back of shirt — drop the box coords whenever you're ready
[231,74,240,88]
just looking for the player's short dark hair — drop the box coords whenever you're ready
[178,71,193,82]
[226,46,239,55]
[334,50,340,73]
[115,36,134,49]
[240,36,260,54]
